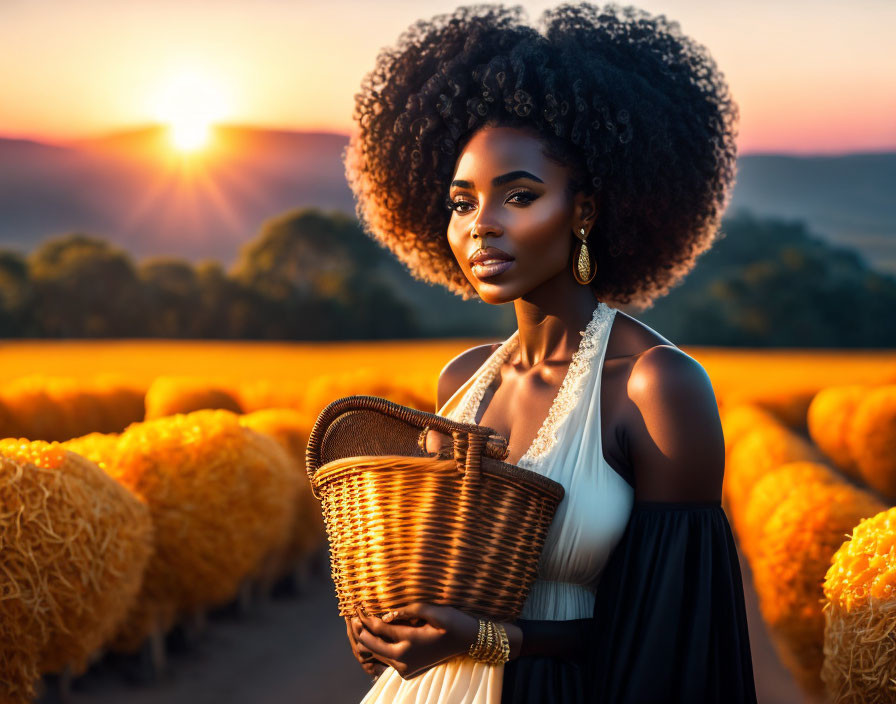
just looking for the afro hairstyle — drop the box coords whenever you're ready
[343,2,740,309]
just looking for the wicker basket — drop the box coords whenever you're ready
[305,395,565,622]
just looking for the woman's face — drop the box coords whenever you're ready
[446,125,593,305]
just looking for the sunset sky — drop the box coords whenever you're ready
[2,0,894,155]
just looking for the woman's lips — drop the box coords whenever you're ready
[471,259,514,279]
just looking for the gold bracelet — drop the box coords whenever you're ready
[485,621,501,665]
[468,618,487,660]
[485,620,496,661]
[494,622,510,665]
[469,618,489,661]
[468,619,510,665]
[487,621,508,666]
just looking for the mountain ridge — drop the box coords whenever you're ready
[2,125,894,273]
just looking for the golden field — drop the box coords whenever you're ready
[2,338,896,704]
[3,338,895,412]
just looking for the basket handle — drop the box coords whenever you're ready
[305,395,509,488]
[450,429,489,483]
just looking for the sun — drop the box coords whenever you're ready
[151,69,231,153]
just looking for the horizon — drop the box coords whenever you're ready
[3,121,895,159]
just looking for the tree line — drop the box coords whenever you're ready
[0,209,417,340]
[0,207,893,346]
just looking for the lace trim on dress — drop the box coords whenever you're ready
[456,302,614,469]
[455,332,519,424]
[518,302,613,467]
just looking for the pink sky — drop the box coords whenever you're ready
[2,0,894,154]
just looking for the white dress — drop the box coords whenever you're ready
[360,301,635,704]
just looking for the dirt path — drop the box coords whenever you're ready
[36,573,373,704]
[36,543,809,704]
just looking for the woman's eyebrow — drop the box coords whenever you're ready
[450,170,545,189]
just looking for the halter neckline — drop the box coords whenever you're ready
[458,301,614,468]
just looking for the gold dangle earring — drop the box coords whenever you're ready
[572,227,596,285]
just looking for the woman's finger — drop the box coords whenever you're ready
[382,602,438,624]
[423,429,452,454]
[358,613,411,641]
[345,620,365,655]
[360,643,399,674]
[356,626,405,661]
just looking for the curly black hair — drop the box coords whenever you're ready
[343,2,739,309]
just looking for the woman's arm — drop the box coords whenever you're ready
[504,618,592,660]
[354,608,594,677]
[624,344,725,502]
[583,345,757,702]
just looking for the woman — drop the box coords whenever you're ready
[341,3,756,702]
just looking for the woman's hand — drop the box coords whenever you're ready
[345,617,388,680]
[353,603,479,680]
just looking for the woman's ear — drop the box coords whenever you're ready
[574,190,600,234]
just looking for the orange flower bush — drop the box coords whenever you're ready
[823,506,896,703]
[143,376,243,420]
[848,385,896,499]
[238,408,326,579]
[723,418,824,537]
[720,403,780,464]
[740,460,839,563]
[0,375,144,442]
[808,385,869,480]
[753,480,884,697]
[96,410,297,652]
[719,403,779,518]
[0,378,67,442]
[302,368,432,419]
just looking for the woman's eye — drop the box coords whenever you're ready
[445,197,474,214]
[507,190,537,204]
[445,191,536,213]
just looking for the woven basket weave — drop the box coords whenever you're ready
[305,395,565,622]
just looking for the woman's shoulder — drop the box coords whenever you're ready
[436,342,502,410]
[606,309,675,359]
[612,310,713,404]
[606,311,710,384]
[604,311,722,502]
[625,344,723,502]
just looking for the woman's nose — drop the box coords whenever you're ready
[471,216,503,240]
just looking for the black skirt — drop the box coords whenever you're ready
[501,500,757,704]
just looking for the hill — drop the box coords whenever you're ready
[0,126,893,274]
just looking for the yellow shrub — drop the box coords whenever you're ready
[822,506,896,703]
[61,431,121,473]
[102,410,296,652]
[0,378,67,441]
[0,375,145,442]
[808,385,869,480]
[720,403,780,464]
[239,409,325,576]
[740,461,839,563]
[724,420,823,538]
[754,390,817,433]
[144,376,242,420]
[753,482,884,698]
[848,385,896,499]
[0,440,152,701]
[302,368,431,419]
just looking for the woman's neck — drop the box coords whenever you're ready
[512,270,600,369]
